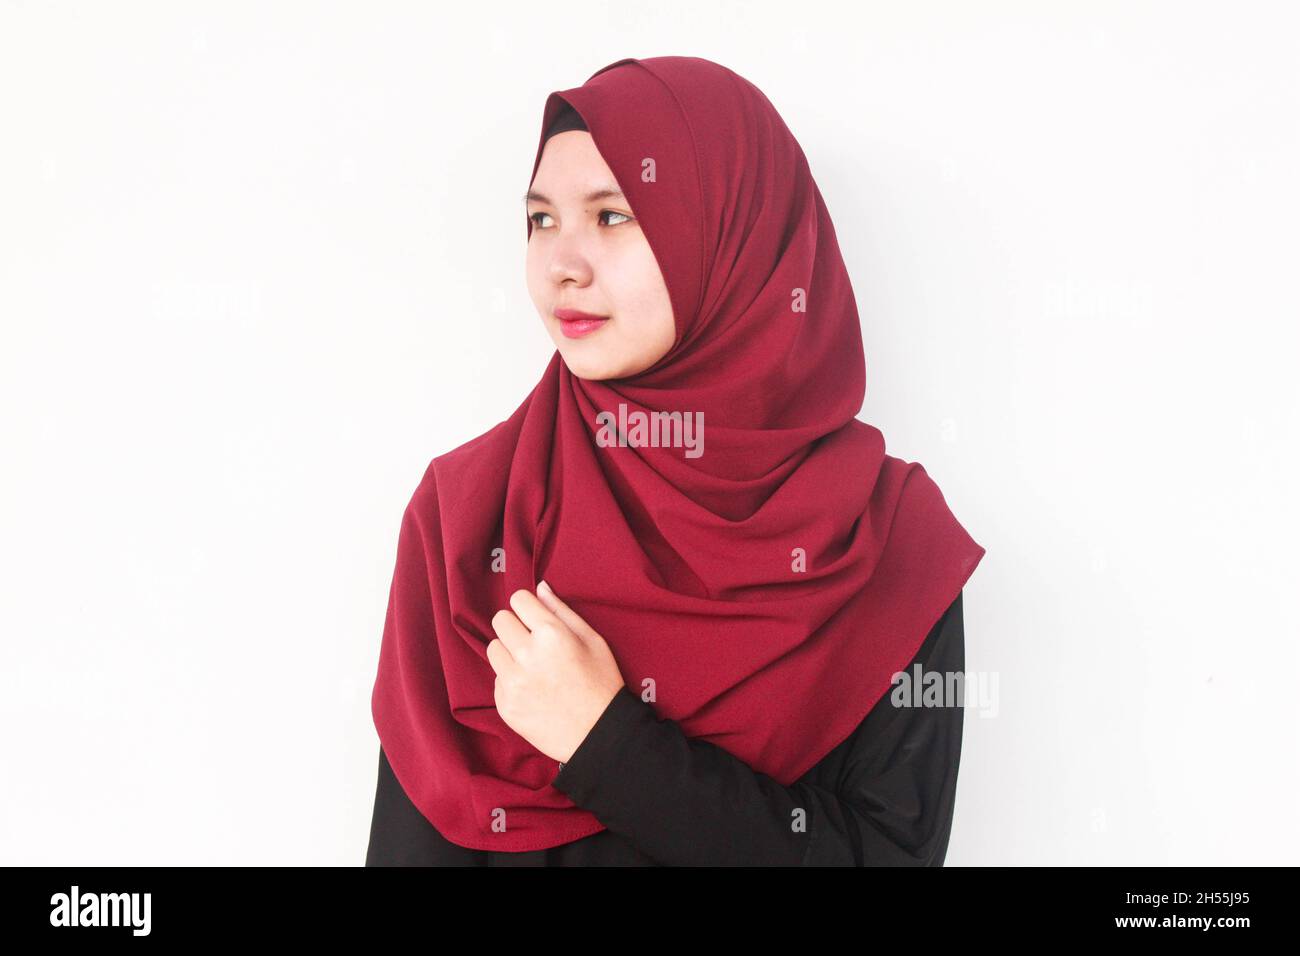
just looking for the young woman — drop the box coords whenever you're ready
[366,56,986,866]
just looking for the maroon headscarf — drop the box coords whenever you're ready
[371,56,986,851]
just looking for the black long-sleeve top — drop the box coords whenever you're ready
[366,590,966,866]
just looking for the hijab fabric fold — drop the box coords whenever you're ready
[371,55,986,852]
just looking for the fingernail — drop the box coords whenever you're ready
[538,579,551,593]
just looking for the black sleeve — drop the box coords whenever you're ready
[550,591,967,866]
[364,747,487,866]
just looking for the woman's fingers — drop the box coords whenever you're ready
[507,587,553,634]
[489,607,529,661]
[485,636,512,675]
[535,580,598,644]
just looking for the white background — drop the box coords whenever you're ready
[2,1,1296,865]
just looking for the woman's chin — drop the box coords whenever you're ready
[550,340,611,380]
[562,359,616,381]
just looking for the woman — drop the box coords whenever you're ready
[366,56,986,866]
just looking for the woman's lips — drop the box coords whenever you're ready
[554,308,610,339]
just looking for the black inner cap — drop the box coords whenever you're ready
[544,102,588,140]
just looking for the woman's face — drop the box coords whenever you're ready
[526,131,676,381]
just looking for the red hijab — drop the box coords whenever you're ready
[371,56,986,852]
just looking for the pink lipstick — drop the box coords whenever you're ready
[554,307,609,338]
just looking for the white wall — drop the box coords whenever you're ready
[2,0,1295,864]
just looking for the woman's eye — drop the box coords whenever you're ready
[527,210,633,229]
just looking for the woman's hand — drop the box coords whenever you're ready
[486,580,626,764]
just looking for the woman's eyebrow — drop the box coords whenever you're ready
[524,186,626,205]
